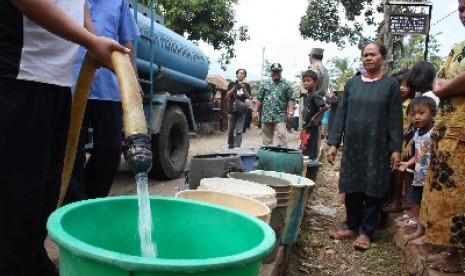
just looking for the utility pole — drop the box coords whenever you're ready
[260,47,265,83]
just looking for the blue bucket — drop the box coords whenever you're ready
[216,149,257,172]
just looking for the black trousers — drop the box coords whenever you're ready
[0,78,71,275]
[345,192,383,238]
[305,124,320,159]
[64,100,122,203]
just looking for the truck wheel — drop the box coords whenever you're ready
[150,106,189,179]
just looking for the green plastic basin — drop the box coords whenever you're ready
[47,196,275,276]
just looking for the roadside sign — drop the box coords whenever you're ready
[388,13,430,35]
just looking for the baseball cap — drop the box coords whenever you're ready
[270,63,283,71]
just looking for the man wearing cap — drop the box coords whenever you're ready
[308,48,329,96]
[255,63,294,147]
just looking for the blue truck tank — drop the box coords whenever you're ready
[133,9,210,94]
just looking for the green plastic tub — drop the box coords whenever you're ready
[47,196,275,276]
[256,147,303,175]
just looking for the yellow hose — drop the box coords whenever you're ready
[57,51,147,207]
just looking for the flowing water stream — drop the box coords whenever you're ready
[136,174,157,258]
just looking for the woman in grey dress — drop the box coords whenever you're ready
[327,42,403,250]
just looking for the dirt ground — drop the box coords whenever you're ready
[46,127,406,275]
[283,148,405,275]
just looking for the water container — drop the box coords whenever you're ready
[188,154,242,190]
[251,170,315,244]
[256,147,303,175]
[133,10,209,80]
[199,178,277,210]
[175,190,271,224]
[47,196,275,276]
[227,172,291,235]
[216,149,257,172]
[306,161,323,182]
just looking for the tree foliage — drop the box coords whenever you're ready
[391,34,443,72]
[327,57,356,91]
[299,0,381,49]
[300,0,444,72]
[138,0,249,68]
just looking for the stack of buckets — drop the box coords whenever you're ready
[227,173,292,263]
[250,170,315,244]
[198,177,280,263]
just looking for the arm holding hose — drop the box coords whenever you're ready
[10,0,129,68]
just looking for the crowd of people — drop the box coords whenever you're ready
[325,9,465,269]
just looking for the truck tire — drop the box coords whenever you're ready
[150,106,189,179]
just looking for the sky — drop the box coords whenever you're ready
[202,0,463,81]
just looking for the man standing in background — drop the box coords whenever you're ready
[255,63,294,147]
[308,47,329,96]
[307,47,329,159]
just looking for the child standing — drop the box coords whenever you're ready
[383,69,414,213]
[397,96,437,243]
[301,70,329,160]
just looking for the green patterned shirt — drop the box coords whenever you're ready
[257,79,294,123]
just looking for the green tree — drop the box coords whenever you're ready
[138,0,249,68]
[299,0,443,70]
[327,57,356,91]
[391,34,443,72]
[299,0,381,49]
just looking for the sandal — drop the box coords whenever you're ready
[328,229,356,240]
[397,219,417,229]
[394,214,409,223]
[353,234,371,250]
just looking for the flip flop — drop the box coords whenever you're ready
[328,229,356,240]
[353,234,371,250]
[397,219,417,229]
[394,214,410,223]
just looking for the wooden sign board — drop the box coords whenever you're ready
[388,13,430,35]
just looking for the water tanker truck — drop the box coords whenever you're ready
[130,3,214,179]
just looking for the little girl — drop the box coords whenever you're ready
[397,96,436,243]
[383,69,413,213]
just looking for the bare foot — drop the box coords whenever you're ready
[429,249,463,273]
[427,250,447,263]
[403,230,424,243]
[329,229,356,240]
[353,234,371,250]
[409,235,425,246]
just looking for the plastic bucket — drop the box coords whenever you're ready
[216,149,257,172]
[199,178,277,210]
[227,172,291,193]
[175,190,271,224]
[251,170,315,244]
[240,155,256,172]
[47,196,275,276]
[188,154,242,189]
[306,161,322,182]
[256,147,303,175]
